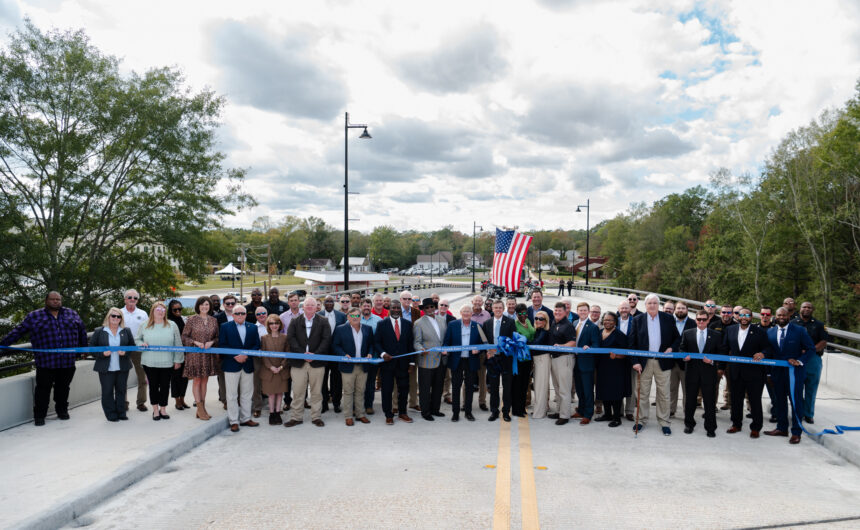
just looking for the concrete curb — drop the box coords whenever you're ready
[15,416,229,530]
[807,419,860,469]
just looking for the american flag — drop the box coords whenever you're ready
[490,229,533,290]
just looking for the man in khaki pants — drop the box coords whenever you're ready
[332,307,374,426]
[120,289,148,411]
[284,297,332,428]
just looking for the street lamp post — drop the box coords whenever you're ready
[576,198,590,286]
[472,221,483,293]
[344,111,371,291]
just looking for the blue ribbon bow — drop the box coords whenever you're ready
[497,332,531,375]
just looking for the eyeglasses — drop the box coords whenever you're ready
[439,304,448,307]
[255,312,267,316]
[738,313,752,318]
[154,307,165,312]
[109,314,122,319]
[721,311,732,315]
[517,311,527,315]
[696,317,708,322]
[705,304,717,308]
[224,302,235,306]
[535,317,546,321]
[172,308,182,312]
[760,312,772,317]
[348,314,361,318]
[268,322,279,326]
[233,311,246,316]
[126,296,138,300]
[340,300,350,304]
[400,297,410,300]
[733,311,740,315]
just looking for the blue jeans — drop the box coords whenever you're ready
[802,354,823,419]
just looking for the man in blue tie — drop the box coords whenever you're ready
[765,307,815,444]
[678,310,723,437]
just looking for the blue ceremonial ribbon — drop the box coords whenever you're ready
[497,333,530,375]
[788,366,860,438]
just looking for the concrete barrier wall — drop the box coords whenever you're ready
[0,361,139,431]
[822,352,860,398]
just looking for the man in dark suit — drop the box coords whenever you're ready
[375,300,415,425]
[723,307,771,438]
[443,305,484,422]
[679,310,723,437]
[709,304,737,410]
[332,307,375,426]
[218,306,261,432]
[630,293,681,435]
[526,290,554,325]
[669,301,697,417]
[214,294,239,409]
[571,301,601,424]
[318,295,347,414]
[483,300,516,422]
[765,307,816,444]
[284,298,332,427]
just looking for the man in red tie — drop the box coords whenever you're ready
[375,300,415,425]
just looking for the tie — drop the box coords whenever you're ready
[697,330,705,353]
[576,320,583,341]
[494,319,501,340]
[394,319,400,341]
[779,327,785,348]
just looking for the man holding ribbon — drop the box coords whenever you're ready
[413,298,447,422]
[483,299,516,422]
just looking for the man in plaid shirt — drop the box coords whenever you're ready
[0,291,88,425]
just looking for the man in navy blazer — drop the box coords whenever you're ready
[375,300,414,424]
[571,301,601,424]
[332,307,375,426]
[630,294,681,435]
[218,306,261,431]
[764,307,816,444]
[443,305,484,422]
[724,307,771,437]
[318,295,347,414]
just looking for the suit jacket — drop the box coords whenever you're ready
[90,327,135,372]
[527,305,555,325]
[413,314,448,369]
[215,312,230,326]
[630,311,681,371]
[679,327,724,372]
[218,321,260,373]
[482,316,517,374]
[332,322,375,373]
[443,319,483,372]
[286,313,332,368]
[766,324,815,369]
[374,317,414,372]
[724,324,770,378]
[573,319,601,371]
[317,309,347,332]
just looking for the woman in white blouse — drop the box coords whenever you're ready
[90,308,135,422]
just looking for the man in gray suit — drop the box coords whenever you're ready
[413,298,448,421]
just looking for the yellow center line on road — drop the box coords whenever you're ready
[518,417,540,529]
[493,419,512,530]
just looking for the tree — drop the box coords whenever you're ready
[0,22,251,329]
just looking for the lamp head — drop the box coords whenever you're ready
[359,128,371,139]
[575,206,581,213]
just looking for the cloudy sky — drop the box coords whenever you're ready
[5,0,860,234]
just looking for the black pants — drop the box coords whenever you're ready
[98,370,129,420]
[604,399,623,420]
[170,363,188,398]
[418,365,444,415]
[684,361,718,433]
[511,360,532,415]
[488,370,512,415]
[730,366,766,431]
[34,366,76,419]
[322,363,342,407]
[143,366,172,407]
[451,362,475,415]
[380,365,409,419]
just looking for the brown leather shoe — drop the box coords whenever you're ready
[726,426,742,434]
[357,417,370,424]
[444,397,453,405]
[385,417,394,425]
[789,435,801,444]
[312,419,325,427]
[750,431,760,439]
[572,412,584,419]
[764,429,788,437]
[230,424,239,432]
[345,418,354,426]
[398,414,413,423]
[393,408,399,415]
[240,420,259,427]
[283,420,302,428]
[410,405,421,412]
[252,410,261,418]
[137,403,148,412]
[365,408,375,415]
[579,418,591,425]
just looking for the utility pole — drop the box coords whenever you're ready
[239,246,246,303]
[267,244,272,290]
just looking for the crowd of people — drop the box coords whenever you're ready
[0,287,827,444]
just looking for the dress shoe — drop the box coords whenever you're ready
[804,416,814,424]
[503,413,511,422]
[107,417,119,422]
[230,424,239,432]
[152,413,161,421]
[357,417,370,424]
[253,410,261,418]
[789,435,801,444]
[304,400,310,409]
[410,405,421,412]
[632,423,644,432]
[57,411,70,420]
[572,412,584,419]
[720,403,731,410]
[385,417,394,425]
[579,418,591,425]
[451,414,459,422]
[750,431,760,439]
[726,426,742,434]
[269,413,278,425]
[555,418,569,426]
[479,404,488,411]
[422,414,435,421]
[488,412,499,422]
[393,408,399,415]
[34,418,45,426]
[594,415,611,422]
[159,412,170,420]
[707,431,716,438]
[595,405,603,415]
[432,411,445,417]
[764,429,788,437]
[651,401,656,406]
[283,420,302,427]
[334,405,342,414]
[769,416,777,423]
[608,420,621,428]
[684,426,694,434]
[366,408,375,415]
[118,416,128,421]
[312,419,325,427]
[662,426,672,436]
[345,418,354,426]
[465,412,476,421]
[625,414,635,421]
[669,412,675,418]
[321,405,329,414]
[240,420,259,427]
[547,413,560,419]
[137,404,148,412]
[746,413,753,419]
[444,397,453,404]
[399,414,413,423]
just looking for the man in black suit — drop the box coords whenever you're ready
[375,300,415,425]
[284,298,332,428]
[669,301,697,417]
[483,300,516,422]
[724,307,771,438]
[630,293,681,435]
[318,295,347,414]
[709,304,737,410]
[679,310,724,437]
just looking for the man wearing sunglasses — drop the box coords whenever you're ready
[215,294,239,409]
[679,310,724,437]
[756,306,778,422]
[723,307,770,438]
[218,305,261,432]
[703,299,718,324]
[121,289,149,412]
[709,304,737,410]
[626,294,641,317]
